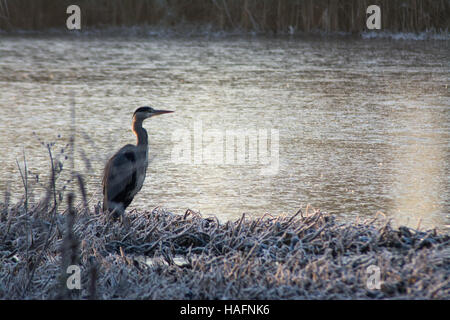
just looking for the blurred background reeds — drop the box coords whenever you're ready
[0,0,448,33]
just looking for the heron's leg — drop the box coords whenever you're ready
[107,202,124,221]
[120,211,131,229]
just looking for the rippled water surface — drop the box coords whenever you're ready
[0,35,448,230]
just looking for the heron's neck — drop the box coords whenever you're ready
[132,118,148,147]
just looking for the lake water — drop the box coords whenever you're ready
[0,34,448,231]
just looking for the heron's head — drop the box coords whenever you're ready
[133,106,174,120]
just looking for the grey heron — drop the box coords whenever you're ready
[102,106,174,219]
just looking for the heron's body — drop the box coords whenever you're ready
[102,106,173,218]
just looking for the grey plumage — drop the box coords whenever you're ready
[102,106,173,219]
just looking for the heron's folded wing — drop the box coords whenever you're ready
[103,145,137,203]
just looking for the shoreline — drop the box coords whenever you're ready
[1,26,449,41]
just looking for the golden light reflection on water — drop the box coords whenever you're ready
[389,106,448,230]
[392,144,445,228]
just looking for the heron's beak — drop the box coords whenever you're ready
[152,110,174,116]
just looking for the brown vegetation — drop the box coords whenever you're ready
[0,0,448,33]
[1,194,449,299]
